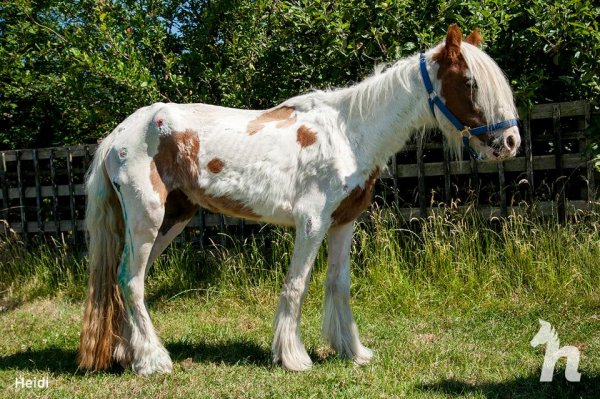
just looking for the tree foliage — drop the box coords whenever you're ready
[1,0,598,149]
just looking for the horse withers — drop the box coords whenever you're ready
[78,24,520,375]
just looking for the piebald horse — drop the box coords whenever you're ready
[79,24,520,375]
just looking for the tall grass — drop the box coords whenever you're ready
[1,204,599,306]
[354,205,600,306]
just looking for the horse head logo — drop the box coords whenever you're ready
[531,319,581,382]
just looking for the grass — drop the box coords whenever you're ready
[1,204,600,398]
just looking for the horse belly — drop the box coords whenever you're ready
[190,128,297,226]
[190,156,296,226]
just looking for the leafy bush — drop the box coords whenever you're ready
[1,0,598,149]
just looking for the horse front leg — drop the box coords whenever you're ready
[272,211,328,371]
[323,222,373,365]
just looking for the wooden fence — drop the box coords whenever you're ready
[0,100,596,244]
[387,100,596,220]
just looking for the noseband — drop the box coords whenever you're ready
[419,53,518,159]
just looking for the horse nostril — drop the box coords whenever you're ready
[504,134,517,151]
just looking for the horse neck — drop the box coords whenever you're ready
[330,54,434,170]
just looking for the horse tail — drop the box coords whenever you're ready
[78,138,125,371]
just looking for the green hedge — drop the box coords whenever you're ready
[1,0,598,149]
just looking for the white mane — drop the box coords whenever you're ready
[460,42,518,124]
[331,41,517,135]
[345,56,419,119]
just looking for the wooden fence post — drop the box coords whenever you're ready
[49,149,61,238]
[0,153,8,221]
[33,149,44,235]
[416,135,426,217]
[584,102,595,206]
[498,160,507,217]
[523,114,535,204]
[553,104,566,222]
[66,147,78,242]
[16,150,28,240]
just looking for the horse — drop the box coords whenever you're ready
[78,24,521,375]
[531,319,582,382]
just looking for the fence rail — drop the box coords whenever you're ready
[0,100,596,243]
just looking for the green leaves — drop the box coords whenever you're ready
[0,0,598,150]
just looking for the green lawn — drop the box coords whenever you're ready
[1,292,599,398]
[1,207,599,398]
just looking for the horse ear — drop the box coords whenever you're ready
[444,24,463,60]
[465,28,483,47]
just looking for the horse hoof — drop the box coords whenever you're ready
[281,357,313,372]
[353,345,373,366]
[132,347,173,376]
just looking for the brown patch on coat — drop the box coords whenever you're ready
[153,129,201,191]
[185,188,260,221]
[207,158,225,174]
[296,125,317,147]
[152,128,260,221]
[432,24,486,129]
[246,106,296,135]
[149,160,168,204]
[331,168,380,226]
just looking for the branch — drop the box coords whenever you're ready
[27,15,67,42]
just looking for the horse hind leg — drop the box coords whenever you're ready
[110,169,172,375]
[323,222,372,365]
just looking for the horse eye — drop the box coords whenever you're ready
[466,79,478,89]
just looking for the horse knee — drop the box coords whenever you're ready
[325,273,350,296]
[280,277,308,303]
[129,208,163,236]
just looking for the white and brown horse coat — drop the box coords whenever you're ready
[79,25,520,375]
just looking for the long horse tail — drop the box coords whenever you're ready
[78,137,125,371]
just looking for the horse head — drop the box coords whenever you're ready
[426,24,521,160]
[530,319,553,347]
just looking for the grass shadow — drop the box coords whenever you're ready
[0,346,79,374]
[417,372,600,398]
[166,339,271,368]
[0,346,124,375]
[0,296,22,313]
[0,340,271,375]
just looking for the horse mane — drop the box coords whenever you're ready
[281,36,517,166]
[460,42,518,124]
[345,56,418,120]
[341,40,517,123]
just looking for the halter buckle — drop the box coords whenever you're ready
[461,127,472,139]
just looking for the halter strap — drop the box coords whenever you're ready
[419,53,518,159]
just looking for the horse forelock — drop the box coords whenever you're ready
[460,43,518,124]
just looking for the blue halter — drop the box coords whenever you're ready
[419,53,518,159]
